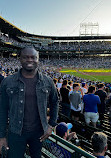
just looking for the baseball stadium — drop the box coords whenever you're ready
[0,2,111,157]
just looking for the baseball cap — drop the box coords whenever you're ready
[82,82,86,87]
[67,123,73,130]
[56,122,68,138]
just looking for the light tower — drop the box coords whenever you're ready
[79,22,99,36]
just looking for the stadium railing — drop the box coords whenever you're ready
[58,112,111,157]
[43,134,96,158]
[24,134,96,158]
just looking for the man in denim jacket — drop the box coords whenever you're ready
[0,47,58,158]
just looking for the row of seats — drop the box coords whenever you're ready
[58,112,111,158]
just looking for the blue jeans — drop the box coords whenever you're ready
[7,130,43,158]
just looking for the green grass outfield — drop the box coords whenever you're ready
[60,69,111,82]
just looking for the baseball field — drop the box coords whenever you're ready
[60,69,111,82]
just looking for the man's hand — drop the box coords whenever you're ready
[0,138,8,153]
[40,125,54,142]
[67,132,78,141]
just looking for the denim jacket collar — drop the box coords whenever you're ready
[14,68,43,82]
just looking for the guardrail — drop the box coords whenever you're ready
[41,134,96,158]
[1,134,96,158]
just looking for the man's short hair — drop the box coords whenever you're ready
[73,83,80,89]
[68,81,73,85]
[91,132,107,153]
[62,80,68,86]
[53,78,58,84]
[19,46,38,56]
[82,82,86,87]
[88,85,96,93]
[98,83,105,89]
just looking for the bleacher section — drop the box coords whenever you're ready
[58,113,111,158]
[24,134,96,158]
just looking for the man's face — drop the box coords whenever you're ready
[75,86,80,91]
[20,48,39,72]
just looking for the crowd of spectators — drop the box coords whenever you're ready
[39,41,111,52]
[0,57,21,76]
[1,33,111,52]
[0,34,32,47]
[0,55,111,157]
[1,56,111,119]
[40,57,111,69]
[0,56,111,76]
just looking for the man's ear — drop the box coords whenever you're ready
[63,132,68,139]
[104,145,108,151]
[65,132,67,137]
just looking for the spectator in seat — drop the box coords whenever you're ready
[46,122,76,158]
[56,122,78,141]
[83,85,101,127]
[91,132,108,158]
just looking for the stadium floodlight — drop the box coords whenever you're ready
[79,22,99,36]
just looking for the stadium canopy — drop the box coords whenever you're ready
[0,16,27,36]
[1,16,111,40]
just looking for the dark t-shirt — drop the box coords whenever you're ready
[21,74,43,133]
[95,90,107,113]
[60,87,70,104]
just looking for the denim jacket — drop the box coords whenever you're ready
[0,70,58,137]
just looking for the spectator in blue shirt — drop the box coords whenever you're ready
[83,85,101,127]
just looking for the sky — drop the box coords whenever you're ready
[0,0,111,36]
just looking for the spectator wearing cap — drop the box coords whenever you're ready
[47,122,75,158]
[56,122,77,141]
[83,85,101,127]
[91,132,108,158]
